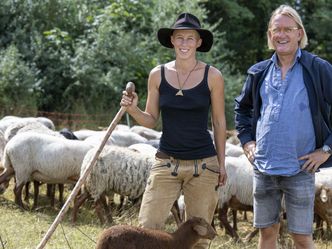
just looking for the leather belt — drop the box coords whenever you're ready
[155,150,171,159]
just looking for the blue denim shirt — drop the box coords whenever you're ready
[254,49,316,176]
[235,50,332,169]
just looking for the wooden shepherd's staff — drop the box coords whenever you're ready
[36,82,135,249]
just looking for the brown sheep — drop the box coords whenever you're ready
[218,195,253,241]
[314,185,332,237]
[95,216,217,249]
[314,168,332,237]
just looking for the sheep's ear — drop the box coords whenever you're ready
[315,184,323,195]
[193,224,207,236]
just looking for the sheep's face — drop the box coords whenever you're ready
[315,186,332,227]
[191,217,217,240]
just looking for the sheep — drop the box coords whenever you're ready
[219,155,253,208]
[0,132,93,209]
[83,130,147,147]
[4,120,61,142]
[3,121,71,207]
[125,143,184,226]
[128,143,157,157]
[129,125,162,140]
[73,129,104,140]
[225,142,244,157]
[314,185,332,237]
[218,155,332,242]
[226,130,240,145]
[59,127,79,140]
[0,115,55,133]
[72,145,155,224]
[0,130,5,162]
[0,117,57,160]
[0,115,20,133]
[168,194,186,227]
[145,139,160,149]
[115,143,156,212]
[218,155,290,242]
[95,216,217,249]
[217,155,254,241]
[114,124,130,131]
[314,167,332,237]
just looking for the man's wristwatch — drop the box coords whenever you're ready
[322,144,332,155]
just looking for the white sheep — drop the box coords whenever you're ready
[73,129,104,140]
[3,121,68,207]
[72,145,155,223]
[226,130,240,145]
[126,143,183,226]
[95,216,217,249]
[4,120,61,142]
[0,116,55,133]
[225,142,244,157]
[219,155,253,206]
[218,155,332,242]
[114,124,130,131]
[83,130,147,147]
[0,132,93,208]
[128,143,157,157]
[217,155,254,240]
[0,130,5,162]
[129,125,162,140]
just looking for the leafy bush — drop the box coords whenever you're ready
[0,45,37,115]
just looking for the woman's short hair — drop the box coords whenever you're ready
[267,5,308,49]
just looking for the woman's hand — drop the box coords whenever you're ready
[218,165,227,186]
[120,91,138,113]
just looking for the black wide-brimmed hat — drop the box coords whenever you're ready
[157,13,213,52]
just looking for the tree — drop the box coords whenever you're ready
[300,0,332,62]
[0,45,37,115]
[203,0,288,75]
[69,0,229,127]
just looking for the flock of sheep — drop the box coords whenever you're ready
[0,115,332,247]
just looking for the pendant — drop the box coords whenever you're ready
[176,89,183,96]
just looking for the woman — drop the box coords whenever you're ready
[121,13,226,249]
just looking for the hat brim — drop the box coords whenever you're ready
[157,28,213,52]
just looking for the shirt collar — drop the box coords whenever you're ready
[271,49,302,68]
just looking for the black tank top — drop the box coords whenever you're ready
[158,64,216,160]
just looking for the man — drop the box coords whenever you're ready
[235,4,332,249]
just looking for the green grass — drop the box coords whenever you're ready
[0,180,332,249]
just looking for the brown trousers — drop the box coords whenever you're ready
[138,155,220,249]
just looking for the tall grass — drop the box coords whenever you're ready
[0,179,331,249]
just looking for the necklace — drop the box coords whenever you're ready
[175,60,198,96]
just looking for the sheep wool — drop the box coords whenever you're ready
[82,145,156,201]
[219,155,254,207]
[95,216,217,249]
[2,132,93,187]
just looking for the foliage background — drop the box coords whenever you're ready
[0,0,331,129]
[0,2,332,248]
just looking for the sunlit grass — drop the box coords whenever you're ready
[0,179,332,249]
